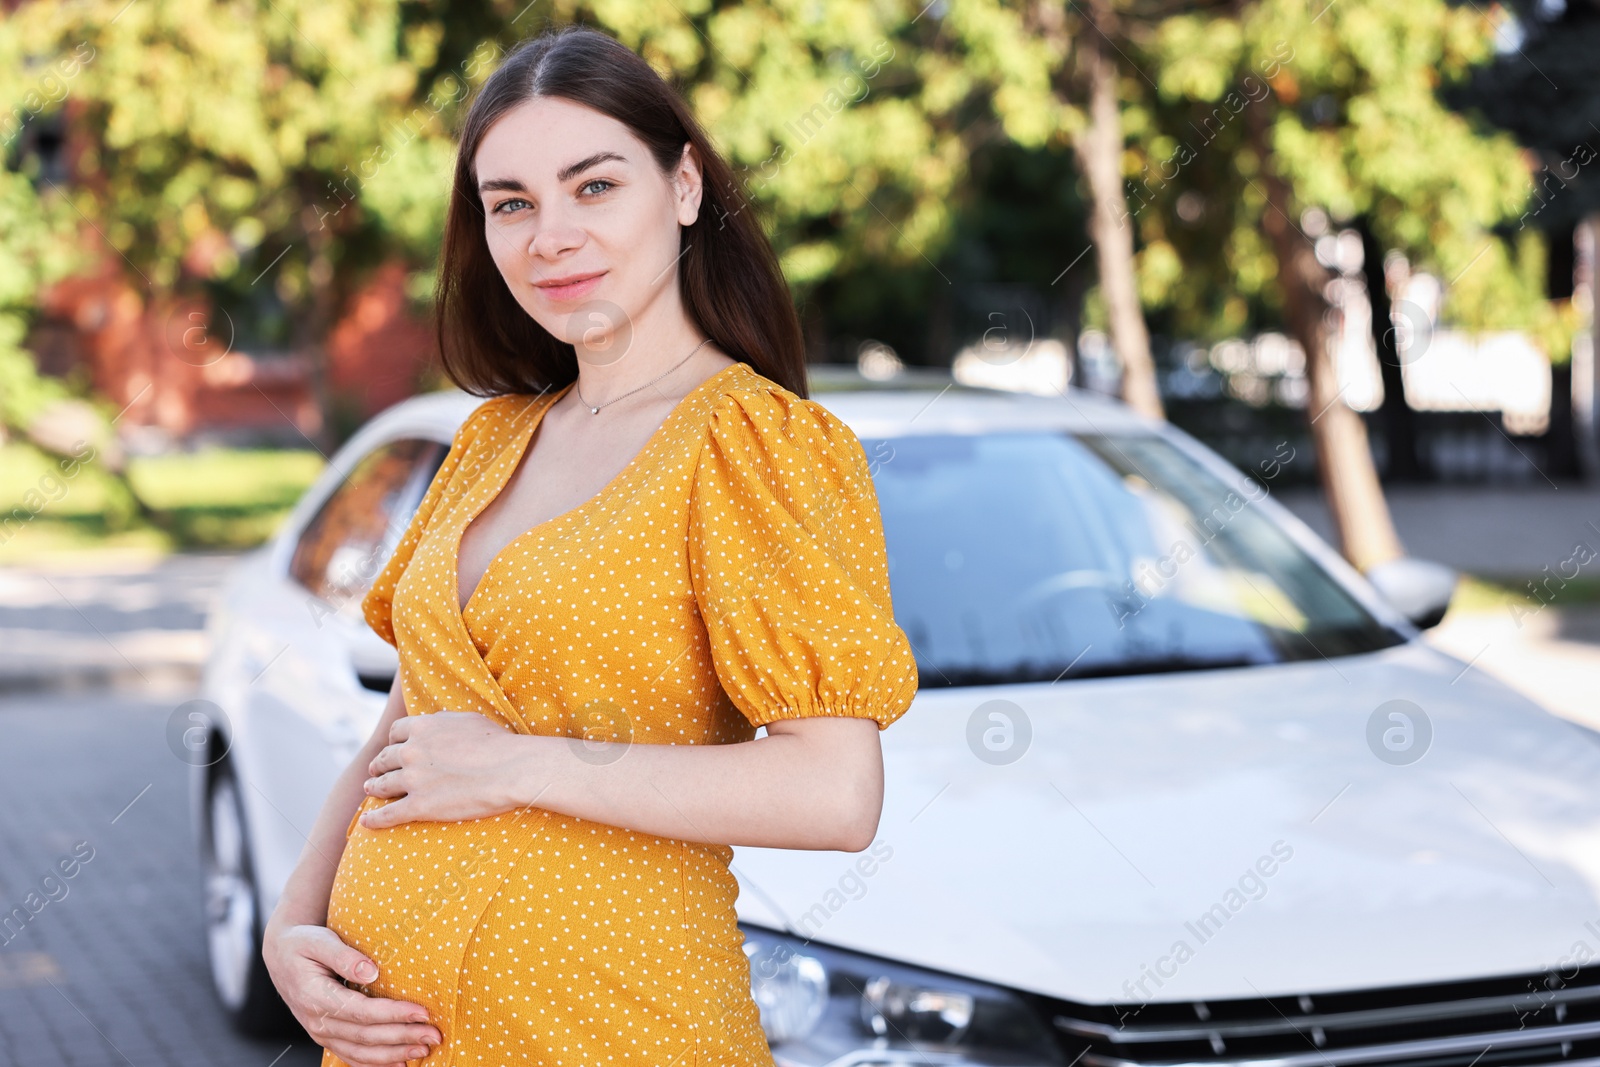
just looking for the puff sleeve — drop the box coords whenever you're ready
[687,385,920,731]
[361,397,501,646]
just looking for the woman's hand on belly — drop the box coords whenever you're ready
[262,921,441,1066]
[359,711,537,829]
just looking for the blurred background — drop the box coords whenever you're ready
[1,0,1598,1063]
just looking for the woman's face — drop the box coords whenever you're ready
[473,95,703,354]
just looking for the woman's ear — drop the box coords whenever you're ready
[674,142,704,227]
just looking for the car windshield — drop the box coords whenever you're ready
[864,431,1406,687]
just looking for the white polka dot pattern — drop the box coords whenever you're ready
[320,360,919,1067]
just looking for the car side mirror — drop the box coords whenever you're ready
[1364,558,1458,631]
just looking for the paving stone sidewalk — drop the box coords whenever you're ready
[0,689,321,1067]
[0,554,240,693]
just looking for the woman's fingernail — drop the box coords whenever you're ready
[355,961,377,981]
[410,1048,426,1059]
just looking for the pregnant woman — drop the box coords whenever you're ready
[260,24,920,1067]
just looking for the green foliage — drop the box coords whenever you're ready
[1451,1,1600,230]
[0,0,1053,363]
[0,328,70,430]
[1123,0,1543,348]
[0,108,93,430]
[14,0,429,277]
[681,0,997,287]
[0,0,1570,422]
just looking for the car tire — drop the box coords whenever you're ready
[202,760,296,1037]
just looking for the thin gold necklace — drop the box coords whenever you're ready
[573,338,713,415]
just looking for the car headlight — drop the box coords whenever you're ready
[742,926,1065,1066]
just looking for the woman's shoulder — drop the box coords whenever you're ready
[697,361,874,494]
[704,361,859,448]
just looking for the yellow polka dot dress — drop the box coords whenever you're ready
[322,360,920,1067]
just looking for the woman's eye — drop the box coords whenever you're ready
[492,197,530,215]
[580,179,614,197]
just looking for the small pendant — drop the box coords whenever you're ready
[590,406,600,414]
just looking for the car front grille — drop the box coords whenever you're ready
[1035,965,1600,1067]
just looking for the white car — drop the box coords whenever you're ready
[193,367,1600,1067]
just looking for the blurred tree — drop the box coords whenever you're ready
[635,0,1062,366]
[1448,0,1600,479]
[405,0,1156,416]
[1354,213,1427,481]
[951,0,1180,418]
[0,161,78,436]
[0,0,472,447]
[1055,0,1165,418]
[1108,0,1538,570]
[0,52,84,437]
[1449,0,1600,228]
[1,0,1068,409]
[815,138,1089,372]
[0,109,149,523]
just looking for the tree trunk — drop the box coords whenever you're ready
[1068,14,1164,421]
[1356,217,1427,482]
[1248,118,1404,571]
[1541,222,1581,480]
[801,296,831,365]
[1545,360,1581,479]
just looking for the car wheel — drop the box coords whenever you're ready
[202,761,295,1036]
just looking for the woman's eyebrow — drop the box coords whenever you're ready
[478,176,527,194]
[477,151,630,194]
[557,150,628,181]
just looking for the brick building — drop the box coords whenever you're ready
[27,256,436,450]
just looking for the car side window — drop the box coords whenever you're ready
[288,437,447,606]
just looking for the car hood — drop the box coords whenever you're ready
[731,639,1600,1004]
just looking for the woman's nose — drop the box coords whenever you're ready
[527,215,585,259]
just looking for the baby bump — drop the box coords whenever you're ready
[444,823,774,1065]
[444,816,693,1063]
[324,802,727,1055]
[325,796,552,1035]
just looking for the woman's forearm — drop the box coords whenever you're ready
[270,680,408,929]
[505,716,885,852]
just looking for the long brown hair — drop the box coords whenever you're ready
[435,25,808,399]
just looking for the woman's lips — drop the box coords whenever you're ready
[535,272,606,301]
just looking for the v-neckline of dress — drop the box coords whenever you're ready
[453,359,749,619]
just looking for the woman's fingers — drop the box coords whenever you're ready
[264,924,439,1063]
[299,982,440,1062]
[316,1018,441,1046]
[314,1015,441,1048]
[297,925,386,988]
[359,797,417,829]
[323,1036,430,1066]
[364,771,407,799]
[367,743,405,777]
[320,984,432,1028]
[296,982,418,1041]
[290,931,433,1026]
